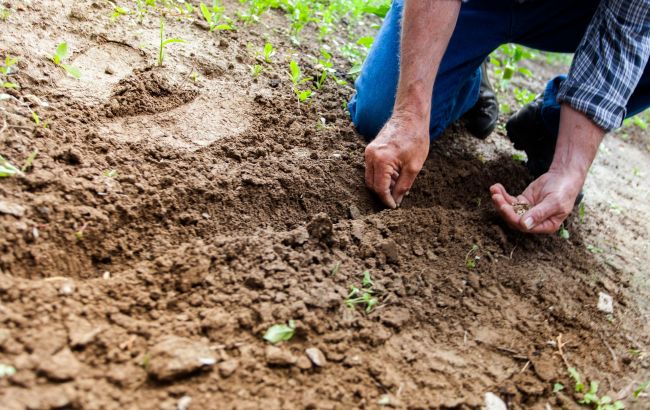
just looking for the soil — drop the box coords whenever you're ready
[1,1,649,409]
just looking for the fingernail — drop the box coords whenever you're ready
[524,217,534,229]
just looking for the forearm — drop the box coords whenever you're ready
[549,104,605,180]
[394,0,461,121]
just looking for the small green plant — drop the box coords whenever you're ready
[31,111,48,128]
[0,155,20,177]
[512,152,526,162]
[294,88,312,102]
[558,224,570,240]
[579,202,586,223]
[346,270,380,313]
[0,363,16,378]
[330,261,340,276]
[1,55,19,89]
[553,383,564,393]
[465,244,480,269]
[103,169,118,178]
[263,41,275,63]
[263,320,296,344]
[0,6,11,21]
[110,3,130,22]
[199,0,232,31]
[490,44,535,82]
[51,42,81,79]
[633,380,649,398]
[586,244,603,254]
[22,150,38,172]
[250,63,263,78]
[288,59,310,86]
[190,71,200,82]
[157,17,186,66]
[567,368,624,410]
[135,0,156,23]
[513,87,536,107]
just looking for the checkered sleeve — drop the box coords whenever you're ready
[557,0,650,132]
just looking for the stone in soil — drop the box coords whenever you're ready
[218,359,239,378]
[146,336,216,381]
[38,348,81,381]
[305,347,327,367]
[265,345,297,366]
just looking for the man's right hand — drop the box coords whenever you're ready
[364,113,430,208]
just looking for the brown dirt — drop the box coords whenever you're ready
[1,1,649,409]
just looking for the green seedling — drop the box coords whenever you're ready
[513,87,536,106]
[581,380,625,410]
[263,320,296,344]
[465,244,480,269]
[51,42,81,79]
[22,150,38,172]
[569,367,585,392]
[110,3,129,22]
[330,261,340,276]
[357,36,374,49]
[579,202,586,223]
[103,169,118,178]
[512,152,526,162]
[135,0,156,23]
[250,64,263,78]
[157,18,186,66]
[558,224,570,240]
[586,244,603,254]
[345,270,380,313]
[263,42,275,63]
[1,55,19,88]
[0,155,20,177]
[190,71,200,82]
[31,111,48,128]
[141,353,151,369]
[288,60,310,85]
[0,363,16,378]
[0,6,11,21]
[490,43,535,83]
[294,88,312,102]
[633,380,649,398]
[199,0,232,31]
[553,383,564,393]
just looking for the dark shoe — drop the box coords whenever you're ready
[464,60,499,139]
[506,97,584,205]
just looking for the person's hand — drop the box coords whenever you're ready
[490,169,584,234]
[364,113,430,208]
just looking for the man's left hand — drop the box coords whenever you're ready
[490,169,584,234]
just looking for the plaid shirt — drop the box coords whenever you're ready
[556,0,650,131]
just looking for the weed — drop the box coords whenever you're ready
[465,244,479,269]
[345,270,379,313]
[103,169,118,178]
[567,368,624,410]
[157,17,186,66]
[21,150,38,172]
[356,36,374,49]
[263,320,296,344]
[250,63,263,77]
[200,0,232,31]
[0,155,20,177]
[31,111,48,128]
[294,88,312,102]
[51,42,81,79]
[263,41,275,63]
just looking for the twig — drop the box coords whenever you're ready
[509,245,517,260]
[556,334,571,369]
[520,360,531,373]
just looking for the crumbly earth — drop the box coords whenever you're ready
[1,1,649,409]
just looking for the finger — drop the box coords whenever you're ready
[520,198,561,232]
[364,150,375,189]
[373,163,397,209]
[489,183,518,205]
[392,164,420,206]
[491,193,521,228]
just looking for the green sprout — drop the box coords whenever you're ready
[465,244,480,269]
[579,202,586,223]
[567,368,624,410]
[52,42,81,79]
[263,320,296,344]
[345,270,380,313]
[634,380,649,399]
[250,63,263,78]
[263,42,275,63]
[157,17,185,67]
[1,55,19,89]
[103,169,118,178]
[110,3,129,22]
[0,6,11,21]
[294,88,312,103]
[0,155,20,177]
[199,0,232,32]
[21,150,38,172]
[288,59,310,85]
[558,224,570,240]
[553,383,564,393]
[31,111,48,128]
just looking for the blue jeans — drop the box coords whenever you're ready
[348,0,650,141]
